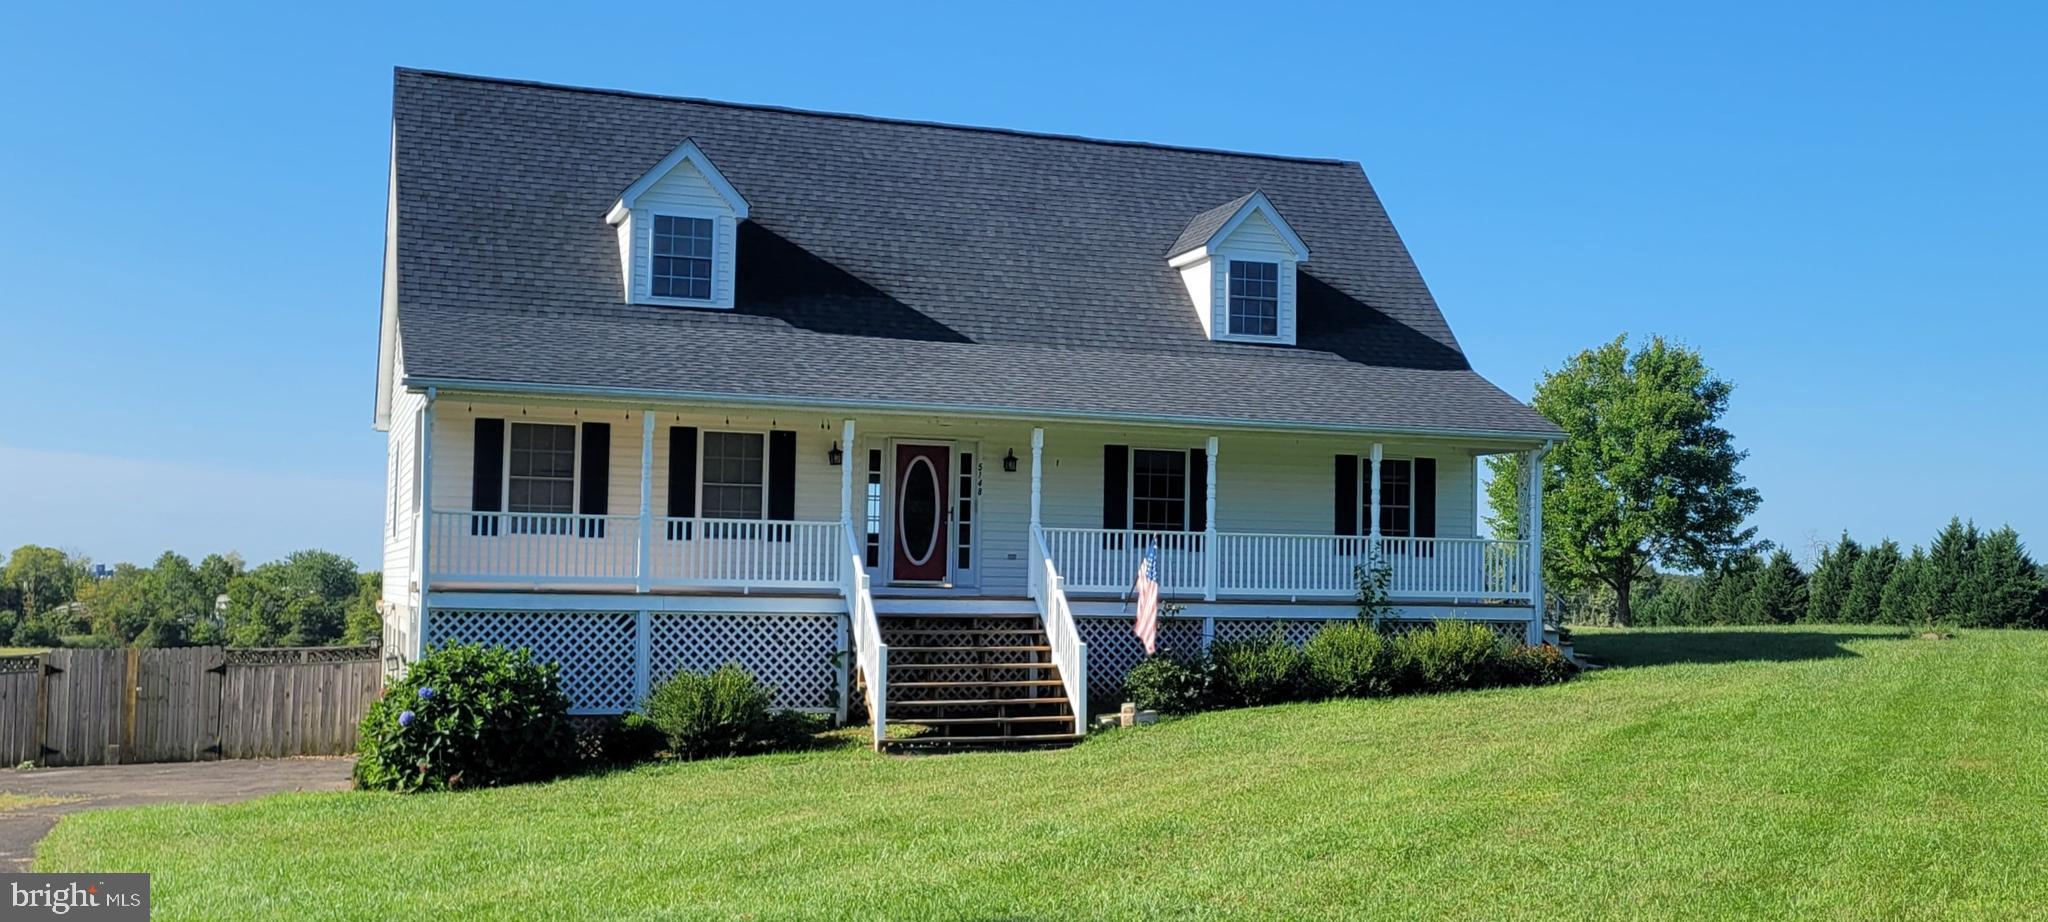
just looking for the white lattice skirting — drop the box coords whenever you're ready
[1077,615,1530,705]
[425,609,844,715]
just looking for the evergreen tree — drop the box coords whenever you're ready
[1749,549,1808,624]
[1712,557,1759,624]
[1924,518,1983,624]
[1880,548,1928,627]
[1847,539,1902,623]
[1974,527,2044,628]
[1805,533,1861,623]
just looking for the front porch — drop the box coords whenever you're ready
[398,396,1552,745]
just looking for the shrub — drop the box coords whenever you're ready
[1122,652,1213,714]
[1502,643,1576,686]
[1209,631,1311,707]
[354,642,576,792]
[644,664,798,760]
[1304,621,1407,697]
[588,712,668,766]
[1396,620,1510,692]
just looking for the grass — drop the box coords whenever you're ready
[0,646,48,656]
[0,793,79,811]
[38,625,2048,920]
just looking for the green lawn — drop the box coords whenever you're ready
[39,625,2048,920]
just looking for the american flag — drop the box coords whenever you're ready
[1133,541,1161,655]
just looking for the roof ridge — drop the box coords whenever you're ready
[394,67,1360,168]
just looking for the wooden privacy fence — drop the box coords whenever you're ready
[0,646,382,766]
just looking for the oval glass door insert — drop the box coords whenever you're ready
[899,457,941,566]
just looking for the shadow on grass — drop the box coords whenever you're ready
[1572,628,1910,669]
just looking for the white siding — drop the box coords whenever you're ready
[381,344,424,653]
[422,403,1487,597]
[1178,258,1212,333]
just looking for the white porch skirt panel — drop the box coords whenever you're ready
[1080,614,1531,707]
[647,613,838,711]
[425,609,839,714]
[427,610,637,713]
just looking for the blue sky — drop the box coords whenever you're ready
[2,2,2042,570]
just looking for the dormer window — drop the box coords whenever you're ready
[1166,191,1310,345]
[607,139,751,310]
[652,215,715,300]
[1227,260,1280,337]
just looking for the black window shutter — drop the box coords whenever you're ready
[470,418,504,536]
[1334,454,1358,536]
[1188,448,1208,533]
[768,431,797,521]
[1102,445,1129,529]
[667,427,698,518]
[1414,457,1438,539]
[579,423,611,538]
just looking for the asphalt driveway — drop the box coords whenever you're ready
[0,758,354,871]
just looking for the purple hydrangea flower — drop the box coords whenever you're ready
[398,710,416,728]
[418,687,436,701]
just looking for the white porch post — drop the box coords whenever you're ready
[1203,435,1218,602]
[839,419,856,530]
[413,387,436,662]
[637,410,654,593]
[1526,445,1550,645]
[633,609,651,705]
[1368,442,1383,541]
[1030,428,1044,528]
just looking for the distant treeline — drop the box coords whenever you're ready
[1563,519,2047,630]
[0,545,379,649]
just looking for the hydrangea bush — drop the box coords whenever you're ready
[354,642,577,792]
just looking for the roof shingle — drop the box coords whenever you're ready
[389,69,1559,439]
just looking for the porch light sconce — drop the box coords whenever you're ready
[828,441,844,466]
[1002,448,1018,473]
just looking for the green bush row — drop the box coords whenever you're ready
[356,643,818,793]
[1122,620,1573,715]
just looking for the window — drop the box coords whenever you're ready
[507,423,577,514]
[1227,260,1279,337]
[1367,459,1414,537]
[652,215,714,300]
[957,453,974,570]
[864,449,883,568]
[700,431,765,519]
[1131,449,1189,532]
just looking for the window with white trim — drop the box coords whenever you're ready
[507,423,577,514]
[700,431,765,519]
[1365,459,1414,537]
[1131,449,1190,532]
[1227,260,1280,337]
[652,215,714,300]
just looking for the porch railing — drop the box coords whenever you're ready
[1039,528,1208,596]
[1028,525,1088,728]
[1041,527,1531,602]
[650,517,842,589]
[428,512,642,585]
[426,511,842,590]
[842,517,886,748]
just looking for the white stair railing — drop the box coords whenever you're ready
[841,518,887,748]
[1030,524,1089,733]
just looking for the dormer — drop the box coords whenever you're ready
[606,139,751,309]
[1166,191,1310,345]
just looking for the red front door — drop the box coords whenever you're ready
[893,444,950,582]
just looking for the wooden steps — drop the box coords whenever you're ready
[866,611,1085,751]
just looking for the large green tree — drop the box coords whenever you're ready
[1806,534,1862,623]
[1974,527,2045,628]
[1488,335,1763,625]
[1846,539,1902,622]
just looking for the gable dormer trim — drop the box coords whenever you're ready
[605,139,751,225]
[1165,190,1310,267]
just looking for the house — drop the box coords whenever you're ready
[375,69,1561,749]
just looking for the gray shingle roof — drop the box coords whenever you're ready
[1167,191,1257,259]
[389,69,1560,440]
